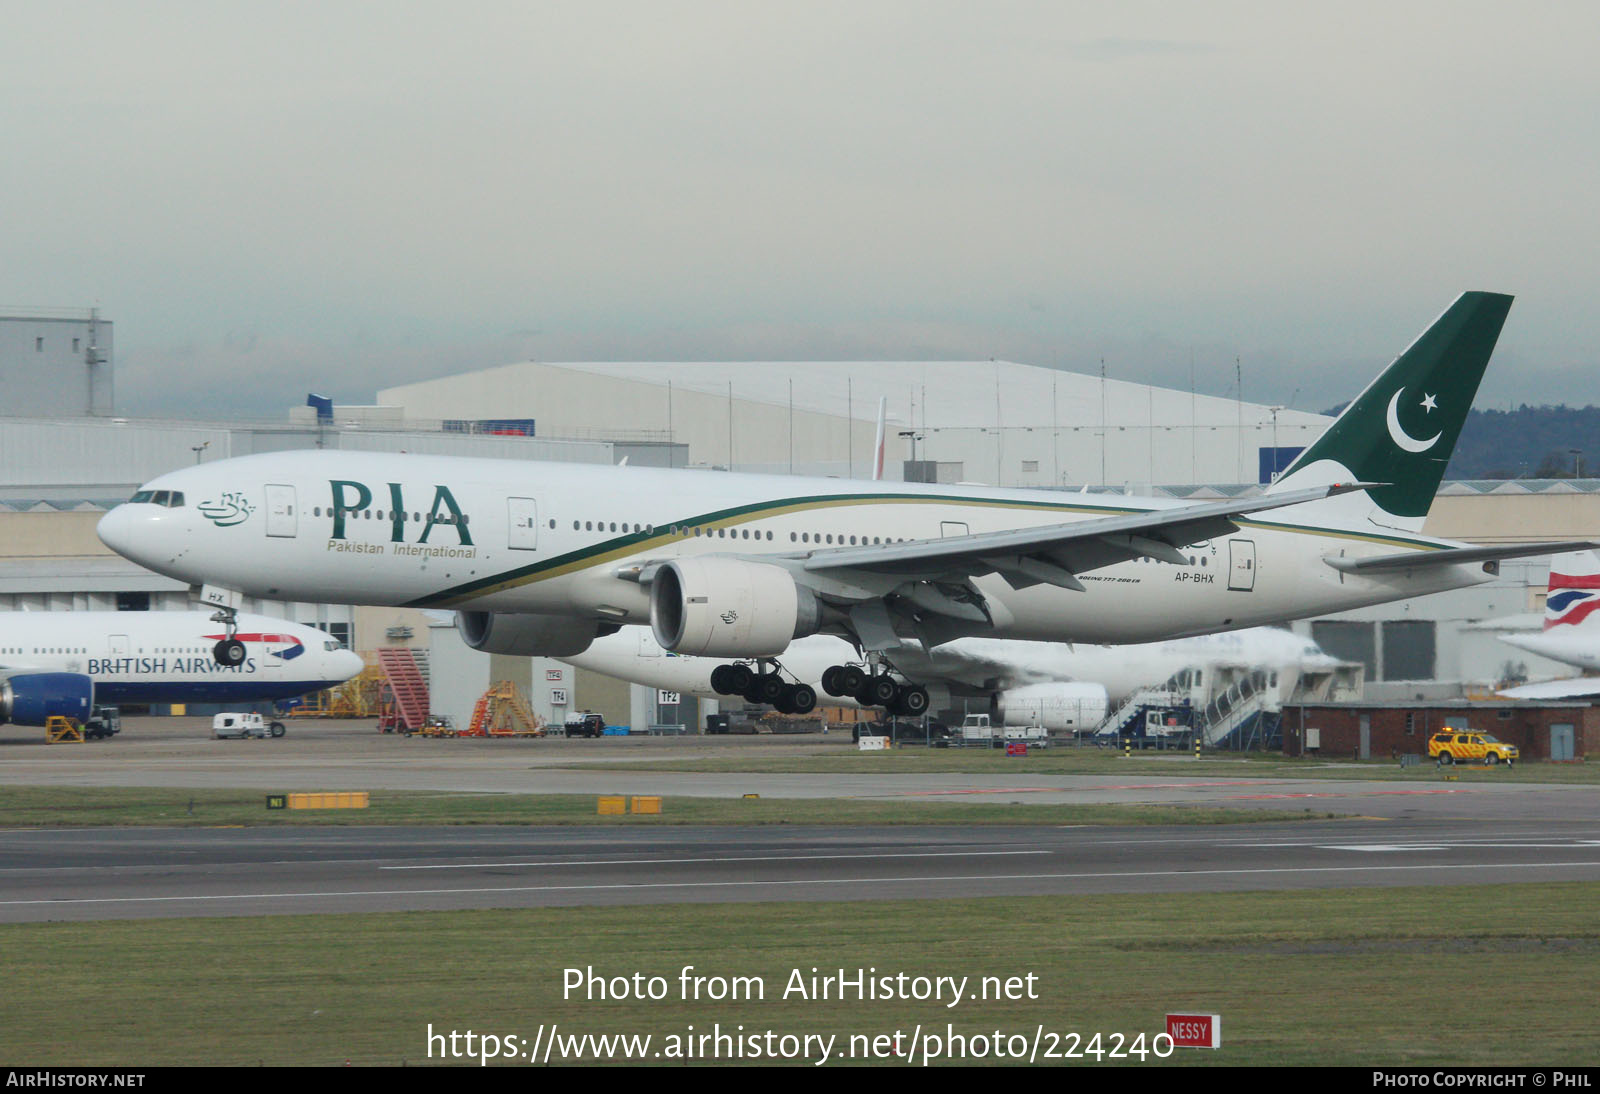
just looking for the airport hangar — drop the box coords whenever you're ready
[1,311,1593,733]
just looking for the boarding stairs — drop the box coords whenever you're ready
[465,681,545,737]
[1093,683,1187,740]
[377,648,430,732]
[1196,670,1275,748]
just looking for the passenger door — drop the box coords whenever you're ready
[1228,539,1256,591]
[265,484,297,538]
[508,498,539,550]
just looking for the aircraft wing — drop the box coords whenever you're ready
[800,481,1375,591]
[1325,540,1600,575]
[1496,678,1600,701]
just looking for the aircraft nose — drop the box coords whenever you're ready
[97,505,140,560]
[99,502,186,571]
[334,649,365,681]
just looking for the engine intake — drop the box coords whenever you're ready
[456,612,615,658]
[650,558,820,658]
[990,682,1108,732]
[0,673,94,727]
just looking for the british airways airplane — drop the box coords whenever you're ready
[1498,551,1600,699]
[96,294,1592,718]
[0,611,364,728]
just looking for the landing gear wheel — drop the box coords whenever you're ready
[821,665,847,697]
[897,685,930,717]
[859,675,898,708]
[755,672,786,704]
[213,639,246,667]
[838,666,865,696]
[710,665,735,695]
[726,664,754,694]
[789,683,817,715]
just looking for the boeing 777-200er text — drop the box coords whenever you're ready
[98,293,1592,717]
[0,611,364,728]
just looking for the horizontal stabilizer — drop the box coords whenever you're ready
[1325,541,1600,575]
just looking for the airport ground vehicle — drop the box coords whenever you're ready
[212,712,286,739]
[83,706,121,740]
[954,713,1048,747]
[564,711,606,738]
[1428,730,1518,765]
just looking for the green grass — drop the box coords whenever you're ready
[0,786,1327,828]
[6,884,1599,1066]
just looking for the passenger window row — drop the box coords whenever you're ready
[310,507,465,525]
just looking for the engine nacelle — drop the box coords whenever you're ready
[991,682,1108,732]
[456,611,614,658]
[649,558,821,658]
[0,673,94,727]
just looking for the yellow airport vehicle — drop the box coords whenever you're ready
[1427,730,1519,766]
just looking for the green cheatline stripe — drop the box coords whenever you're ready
[403,490,1444,608]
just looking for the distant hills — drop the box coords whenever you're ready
[1315,404,1600,480]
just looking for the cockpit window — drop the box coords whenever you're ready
[130,490,154,503]
[167,491,184,507]
[323,639,346,652]
[132,490,186,508]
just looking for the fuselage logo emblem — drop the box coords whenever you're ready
[198,492,255,527]
[720,611,739,624]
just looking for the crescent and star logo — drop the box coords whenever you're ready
[1385,388,1441,453]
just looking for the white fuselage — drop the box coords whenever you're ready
[566,627,1339,708]
[1500,630,1600,673]
[0,611,364,704]
[97,449,1488,646]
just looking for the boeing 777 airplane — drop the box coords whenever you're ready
[0,611,364,727]
[565,626,1341,725]
[97,293,1591,717]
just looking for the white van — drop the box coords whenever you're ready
[212,712,286,739]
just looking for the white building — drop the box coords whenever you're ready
[0,308,112,416]
[379,360,1331,488]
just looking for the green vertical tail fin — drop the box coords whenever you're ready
[1268,292,1513,532]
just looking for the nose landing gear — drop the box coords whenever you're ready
[210,607,245,666]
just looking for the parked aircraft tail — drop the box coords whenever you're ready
[1542,550,1600,630]
[1266,291,1513,534]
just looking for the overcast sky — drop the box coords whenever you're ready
[3,1,1597,420]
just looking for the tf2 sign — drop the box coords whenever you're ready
[1166,1013,1221,1049]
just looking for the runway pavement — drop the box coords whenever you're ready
[1,718,1595,820]
[4,819,1600,922]
[4,718,1598,921]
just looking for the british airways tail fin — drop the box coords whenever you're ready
[1543,550,1600,631]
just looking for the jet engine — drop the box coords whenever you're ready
[990,682,1109,732]
[0,672,94,727]
[456,611,615,658]
[649,558,821,658]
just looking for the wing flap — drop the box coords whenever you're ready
[802,482,1372,584]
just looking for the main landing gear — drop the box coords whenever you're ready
[709,661,818,715]
[820,664,930,718]
[210,606,245,667]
